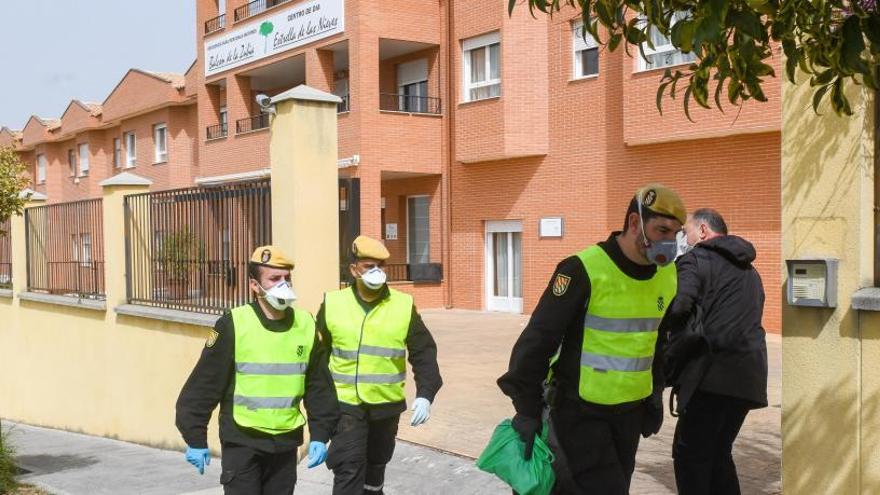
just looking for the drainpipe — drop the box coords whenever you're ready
[443,0,455,309]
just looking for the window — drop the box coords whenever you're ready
[125,132,136,167]
[80,233,92,266]
[78,143,89,176]
[113,138,122,169]
[71,234,79,262]
[572,21,599,78]
[68,149,77,177]
[37,154,47,184]
[154,123,168,163]
[407,196,430,264]
[638,12,698,71]
[219,106,228,133]
[218,0,226,14]
[462,32,501,102]
[397,59,429,112]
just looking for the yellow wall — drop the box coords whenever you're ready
[782,74,880,493]
[0,86,340,455]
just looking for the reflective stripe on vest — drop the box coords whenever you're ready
[231,305,315,434]
[325,287,412,405]
[577,245,677,405]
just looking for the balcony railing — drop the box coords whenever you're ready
[338,94,350,113]
[236,114,270,134]
[205,13,226,34]
[379,94,441,115]
[234,0,292,22]
[206,123,228,140]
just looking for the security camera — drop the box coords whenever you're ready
[256,93,273,109]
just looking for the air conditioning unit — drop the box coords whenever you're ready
[409,263,442,283]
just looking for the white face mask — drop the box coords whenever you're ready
[360,267,387,290]
[257,280,296,311]
[676,230,694,258]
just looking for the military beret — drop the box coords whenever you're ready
[352,235,390,261]
[636,184,686,225]
[250,245,294,270]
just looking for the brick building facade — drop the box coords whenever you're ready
[0,0,782,331]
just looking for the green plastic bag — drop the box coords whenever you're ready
[475,419,556,495]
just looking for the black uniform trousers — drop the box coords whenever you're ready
[326,407,399,495]
[548,398,645,495]
[672,391,751,495]
[219,442,298,495]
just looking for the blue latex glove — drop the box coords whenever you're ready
[307,441,328,468]
[410,397,431,427]
[185,446,211,475]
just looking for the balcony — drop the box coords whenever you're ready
[204,14,226,35]
[236,114,270,134]
[206,123,228,140]
[234,0,292,22]
[379,94,441,115]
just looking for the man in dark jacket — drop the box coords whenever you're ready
[661,208,768,495]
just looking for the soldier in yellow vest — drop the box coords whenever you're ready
[319,235,443,495]
[498,185,686,494]
[176,246,340,495]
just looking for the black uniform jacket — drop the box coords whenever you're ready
[175,302,340,453]
[497,232,665,418]
[660,235,768,408]
[316,285,443,420]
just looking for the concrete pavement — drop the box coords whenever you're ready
[7,309,781,494]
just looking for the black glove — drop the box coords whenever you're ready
[511,413,542,460]
[641,393,664,438]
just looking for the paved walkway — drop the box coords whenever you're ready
[7,309,781,494]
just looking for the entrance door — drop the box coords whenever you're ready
[486,220,523,313]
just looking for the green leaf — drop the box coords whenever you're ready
[609,32,623,52]
[714,75,727,111]
[811,84,830,113]
[656,80,672,114]
[683,85,696,123]
[812,69,835,86]
[728,78,742,105]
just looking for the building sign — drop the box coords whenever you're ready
[204,0,344,77]
[539,217,564,238]
[385,223,398,241]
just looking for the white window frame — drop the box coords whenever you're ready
[78,143,90,177]
[572,20,599,79]
[113,137,122,169]
[125,132,136,168]
[406,195,431,264]
[68,149,77,177]
[637,12,698,72]
[153,123,168,164]
[462,31,501,102]
[37,154,47,184]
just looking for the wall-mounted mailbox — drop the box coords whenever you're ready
[786,258,838,308]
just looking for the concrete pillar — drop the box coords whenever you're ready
[100,173,152,312]
[268,85,341,315]
[781,75,880,493]
[10,189,47,296]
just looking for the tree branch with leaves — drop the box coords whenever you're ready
[0,146,29,235]
[512,0,880,117]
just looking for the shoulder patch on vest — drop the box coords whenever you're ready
[657,296,665,312]
[552,274,572,296]
[206,329,219,348]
